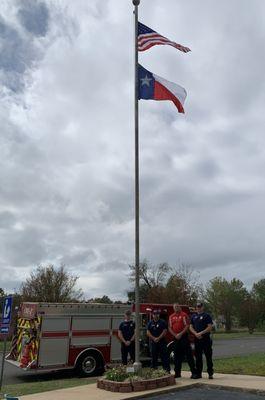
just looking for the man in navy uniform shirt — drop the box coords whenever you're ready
[147,310,170,373]
[190,302,214,379]
[118,310,135,365]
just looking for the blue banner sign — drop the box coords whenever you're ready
[0,326,9,334]
[1,296,13,325]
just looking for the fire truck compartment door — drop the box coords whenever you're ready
[111,317,123,361]
[71,317,110,346]
[38,317,70,367]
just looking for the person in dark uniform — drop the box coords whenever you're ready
[118,310,135,365]
[169,303,197,378]
[190,302,214,379]
[147,310,170,373]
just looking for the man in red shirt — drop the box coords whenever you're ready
[169,303,197,378]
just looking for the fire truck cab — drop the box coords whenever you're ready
[7,302,192,377]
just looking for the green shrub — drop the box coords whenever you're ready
[104,366,169,382]
[256,320,265,332]
[145,368,168,378]
[140,368,167,379]
[104,365,129,382]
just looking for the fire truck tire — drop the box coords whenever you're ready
[75,351,104,377]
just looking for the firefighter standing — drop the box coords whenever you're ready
[147,310,170,373]
[118,310,135,365]
[190,302,214,379]
[169,303,197,378]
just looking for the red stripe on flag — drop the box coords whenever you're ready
[138,34,166,46]
[138,34,190,53]
[138,32,163,41]
[154,81,185,113]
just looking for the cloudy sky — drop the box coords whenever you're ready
[1,0,265,300]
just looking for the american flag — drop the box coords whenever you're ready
[138,22,191,53]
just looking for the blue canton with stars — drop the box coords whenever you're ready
[138,21,156,35]
[138,64,155,100]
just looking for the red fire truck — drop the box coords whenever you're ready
[7,302,193,377]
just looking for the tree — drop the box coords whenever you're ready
[252,279,265,325]
[165,264,202,304]
[20,264,83,302]
[127,283,153,303]
[252,279,265,302]
[128,260,170,302]
[128,260,201,305]
[87,295,113,304]
[239,293,259,333]
[129,260,171,289]
[205,277,248,332]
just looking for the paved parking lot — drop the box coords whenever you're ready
[213,336,265,358]
[137,387,265,400]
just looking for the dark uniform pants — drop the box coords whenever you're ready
[173,334,196,376]
[121,342,135,365]
[194,336,213,376]
[151,340,170,372]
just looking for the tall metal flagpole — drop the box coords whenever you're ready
[132,0,141,372]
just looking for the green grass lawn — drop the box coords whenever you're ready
[1,377,96,398]
[213,331,265,340]
[184,353,265,376]
[214,353,265,376]
[0,340,11,352]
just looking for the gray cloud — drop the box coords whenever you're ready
[0,0,50,92]
[17,0,49,37]
[0,211,16,229]
[0,0,265,299]
[0,17,33,91]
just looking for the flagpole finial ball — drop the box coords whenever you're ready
[132,0,140,5]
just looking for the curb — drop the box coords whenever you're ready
[122,382,265,400]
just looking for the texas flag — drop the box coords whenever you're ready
[138,64,187,113]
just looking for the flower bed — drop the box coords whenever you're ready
[97,366,175,393]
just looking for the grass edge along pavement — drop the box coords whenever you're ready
[0,377,96,398]
[2,354,265,398]
[1,366,170,398]
[213,353,265,376]
[182,352,265,376]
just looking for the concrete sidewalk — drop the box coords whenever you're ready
[19,372,265,400]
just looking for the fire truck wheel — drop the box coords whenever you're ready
[76,351,104,377]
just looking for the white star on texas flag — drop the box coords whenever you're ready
[140,75,152,86]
